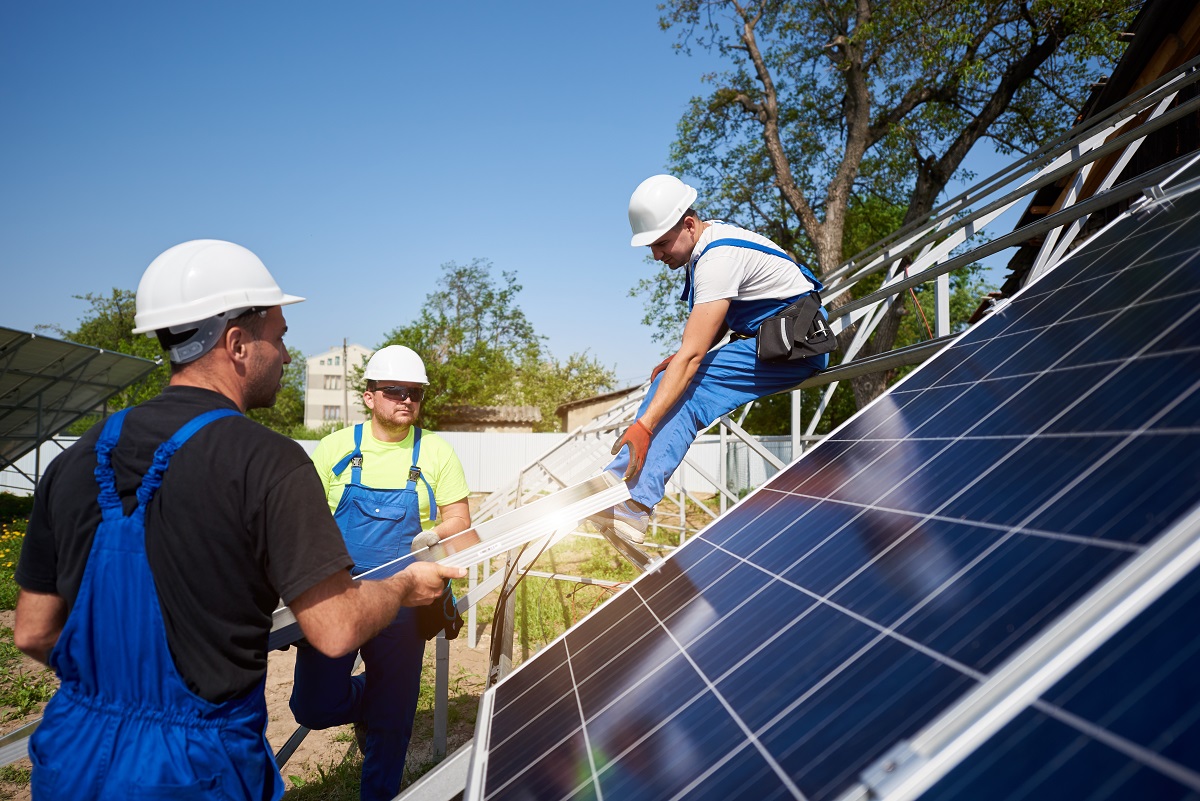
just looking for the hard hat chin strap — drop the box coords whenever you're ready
[165,307,252,364]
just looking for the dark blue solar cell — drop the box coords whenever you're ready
[1028,432,1200,544]
[679,578,816,678]
[487,730,590,801]
[938,434,1121,527]
[998,279,1105,337]
[492,640,569,720]
[744,500,871,579]
[654,559,783,630]
[917,708,1198,801]
[592,690,789,801]
[1044,353,1199,433]
[572,630,683,722]
[1146,303,1200,354]
[776,508,923,596]
[892,338,988,392]
[698,490,821,552]
[487,692,583,794]
[897,532,1131,672]
[760,638,974,801]
[717,605,878,731]
[578,650,708,731]
[639,539,738,609]
[494,652,573,738]
[1071,262,1184,320]
[571,597,686,690]
[960,367,1100,435]
[873,440,1019,514]
[984,316,1102,377]
[933,331,1031,387]
[824,438,957,508]
[830,519,1005,627]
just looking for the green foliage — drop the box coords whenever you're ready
[42,289,170,429]
[380,260,617,431]
[46,290,320,438]
[246,348,308,432]
[0,764,31,784]
[652,0,1137,412]
[663,0,1136,265]
[0,511,28,610]
[0,494,33,524]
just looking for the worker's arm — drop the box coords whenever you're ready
[289,561,466,658]
[640,299,729,431]
[14,589,68,666]
[434,497,471,539]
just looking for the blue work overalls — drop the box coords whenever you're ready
[289,425,435,801]
[607,238,831,509]
[29,407,283,801]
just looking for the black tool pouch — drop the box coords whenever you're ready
[417,580,464,641]
[755,292,837,362]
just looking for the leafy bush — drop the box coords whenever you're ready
[0,494,33,523]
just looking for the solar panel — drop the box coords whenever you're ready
[463,159,1200,801]
[0,327,159,472]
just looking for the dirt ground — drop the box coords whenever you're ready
[0,612,494,800]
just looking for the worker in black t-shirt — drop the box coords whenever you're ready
[13,239,465,801]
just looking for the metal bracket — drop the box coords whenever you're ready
[857,740,925,799]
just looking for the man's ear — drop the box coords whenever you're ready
[224,324,248,361]
[363,390,376,412]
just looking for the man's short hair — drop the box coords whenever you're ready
[156,307,270,370]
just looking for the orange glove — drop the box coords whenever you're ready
[650,354,675,383]
[612,419,653,480]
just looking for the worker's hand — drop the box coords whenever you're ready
[394,562,467,607]
[410,530,441,552]
[650,353,675,383]
[611,419,653,481]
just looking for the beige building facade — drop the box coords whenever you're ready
[304,343,373,431]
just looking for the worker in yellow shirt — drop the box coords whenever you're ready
[290,345,472,801]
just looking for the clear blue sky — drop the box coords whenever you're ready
[1,2,1010,387]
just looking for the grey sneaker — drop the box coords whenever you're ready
[588,500,651,545]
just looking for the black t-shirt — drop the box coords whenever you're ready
[16,386,352,703]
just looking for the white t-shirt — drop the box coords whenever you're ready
[688,222,815,306]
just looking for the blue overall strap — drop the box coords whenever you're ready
[681,237,825,308]
[136,409,242,511]
[407,428,438,523]
[93,409,133,523]
[331,424,365,480]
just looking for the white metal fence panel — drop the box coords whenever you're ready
[3,432,791,497]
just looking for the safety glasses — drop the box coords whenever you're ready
[375,385,425,402]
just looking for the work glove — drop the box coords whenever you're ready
[410,530,441,552]
[650,353,675,383]
[612,419,653,481]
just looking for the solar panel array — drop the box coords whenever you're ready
[464,164,1200,801]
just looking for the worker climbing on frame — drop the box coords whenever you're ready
[591,175,835,544]
[13,240,463,800]
[290,344,472,801]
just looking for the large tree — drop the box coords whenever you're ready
[657,0,1138,408]
[380,260,616,432]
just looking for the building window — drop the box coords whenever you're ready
[322,406,342,421]
[334,356,341,366]
[324,375,341,390]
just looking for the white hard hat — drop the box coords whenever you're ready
[132,240,304,363]
[364,345,428,384]
[628,174,698,247]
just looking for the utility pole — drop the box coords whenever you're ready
[342,338,349,424]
